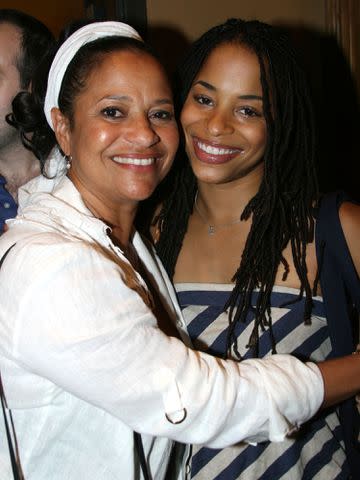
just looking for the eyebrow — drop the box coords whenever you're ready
[103,95,173,105]
[193,80,263,101]
[154,98,174,105]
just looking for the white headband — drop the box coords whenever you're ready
[44,21,142,130]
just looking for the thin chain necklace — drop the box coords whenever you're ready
[194,191,242,235]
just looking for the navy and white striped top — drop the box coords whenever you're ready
[176,283,350,480]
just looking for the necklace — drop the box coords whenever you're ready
[194,192,242,235]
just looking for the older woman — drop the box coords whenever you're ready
[0,21,344,480]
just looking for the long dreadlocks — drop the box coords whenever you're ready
[151,18,319,358]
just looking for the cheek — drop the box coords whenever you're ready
[157,128,179,180]
[166,126,179,156]
[8,68,22,94]
[72,124,116,153]
[246,123,267,150]
[95,128,114,147]
[256,126,267,151]
[180,102,195,131]
[0,85,16,111]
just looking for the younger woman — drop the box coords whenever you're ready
[149,18,360,478]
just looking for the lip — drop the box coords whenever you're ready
[192,136,243,164]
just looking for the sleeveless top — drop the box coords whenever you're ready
[175,283,350,479]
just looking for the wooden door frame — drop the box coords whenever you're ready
[85,0,147,37]
[325,0,360,95]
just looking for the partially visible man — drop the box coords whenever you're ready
[0,9,54,232]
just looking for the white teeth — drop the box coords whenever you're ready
[112,157,155,166]
[197,141,238,155]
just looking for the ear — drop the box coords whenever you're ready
[51,107,71,156]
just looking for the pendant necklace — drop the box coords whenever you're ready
[194,191,242,235]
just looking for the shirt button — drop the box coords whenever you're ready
[3,202,10,209]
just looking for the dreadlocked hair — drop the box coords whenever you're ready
[155,18,319,359]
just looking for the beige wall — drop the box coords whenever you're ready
[147,0,326,41]
[0,0,84,36]
[2,1,327,40]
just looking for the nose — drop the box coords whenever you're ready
[125,115,160,147]
[206,109,234,137]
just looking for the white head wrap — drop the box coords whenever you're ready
[44,21,142,130]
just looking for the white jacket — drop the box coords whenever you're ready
[0,152,323,479]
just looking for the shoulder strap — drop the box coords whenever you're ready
[134,431,151,480]
[0,244,24,480]
[0,375,24,480]
[0,244,16,268]
[316,191,360,355]
[316,191,360,309]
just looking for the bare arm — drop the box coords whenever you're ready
[317,354,360,407]
[339,201,360,277]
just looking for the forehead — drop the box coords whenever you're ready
[0,22,22,68]
[196,43,261,86]
[85,49,170,93]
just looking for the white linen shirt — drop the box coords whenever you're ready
[0,158,324,479]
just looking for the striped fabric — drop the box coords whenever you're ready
[176,284,350,480]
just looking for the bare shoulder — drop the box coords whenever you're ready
[339,201,360,276]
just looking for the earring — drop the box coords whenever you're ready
[66,155,72,170]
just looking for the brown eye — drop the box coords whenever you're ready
[150,110,173,121]
[194,94,213,106]
[237,106,260,118]
[101,107,123,118]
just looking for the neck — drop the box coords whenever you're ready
[69,172,137,248]
[68,184,137,251]
[196,171,262,225]
[0,142,40,201]
[85,196,136,248]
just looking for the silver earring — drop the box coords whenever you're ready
[66,155,72,170]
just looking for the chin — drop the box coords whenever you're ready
[130,187,157,202]
[191,166,221,184]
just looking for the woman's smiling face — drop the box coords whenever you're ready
[53,48,179,214]
[180,42,267,186]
